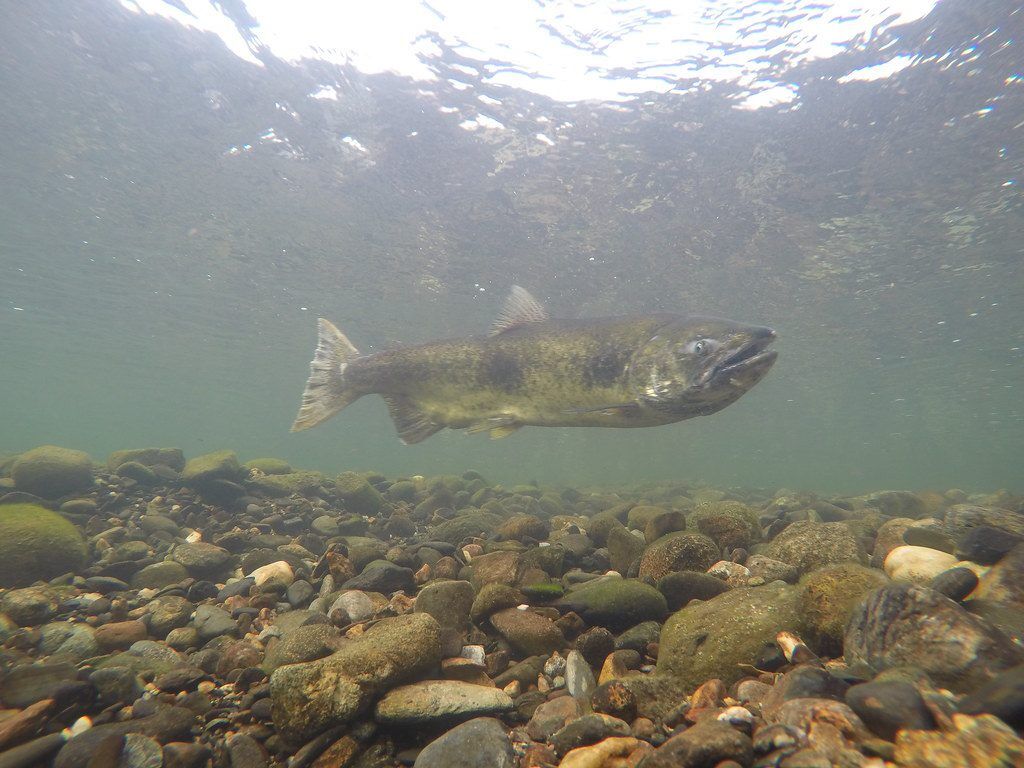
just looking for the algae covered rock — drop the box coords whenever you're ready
[11,445,94,498]
[107,448,185,472]
[431,511,503,545]
[181,450,243,487]
[558,578,667,631]
[687,501,760,551]
[335,471,385,515]
[0,503,86,588]
[638,531,719,581]
[270,613,441,743]
[657,582,805,690]
[798,563,890,656]
[248,471,325,497]
[764,520,862,575]
[243,457,292,475]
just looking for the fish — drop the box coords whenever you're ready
[291,286,777,444]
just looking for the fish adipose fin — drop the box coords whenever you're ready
[490,285,549,335]
[381,395,443,444]
[466,415,522,439]
[291,319,362,432]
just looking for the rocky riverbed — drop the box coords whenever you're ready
[0,444,1022,767]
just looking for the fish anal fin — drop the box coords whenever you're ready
[381,395,443,444]
[562,403,640,417]
[490,285,550,335]
[466,415,522,439]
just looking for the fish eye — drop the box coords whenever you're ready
[687,338,712,355]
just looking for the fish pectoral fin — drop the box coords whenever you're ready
[489,286,549,335]
[381,395,443,445]
[562,403,640,417]
[466,415,522,439]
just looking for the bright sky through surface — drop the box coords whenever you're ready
[122,0,938,103]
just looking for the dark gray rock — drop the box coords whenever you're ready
[413,717,514,768]
[958,526,1024,565]
[958,662,1024,729]
[657,570,731,611]
[845,680,936,741]
[414,580,475,631]
[285,579,315,608]
[929,567,978,602]
[549,713,630,756]
[54,707,195,768]
[170,542,232,577]
[0,661,77,708]
[193,605,237,643]
[845,584,1024,692]
[640,719,753,768]
[342,560,414,593]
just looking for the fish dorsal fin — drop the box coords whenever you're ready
[490,285,549,336]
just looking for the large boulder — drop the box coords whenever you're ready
[637,532,719,581]
[181,450,243,487]
[798,564,889,656]
[558,578,667,631]
[845,584,1024,692]
[764,521,862,575]
[107,448,185,473]
[656,583,804,691]
[0,504,86,587]
[270,613,441,743]
[11,446,93,498]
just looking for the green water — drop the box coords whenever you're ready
[1,0,1021,493]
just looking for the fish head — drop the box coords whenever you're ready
[631,317,777,417]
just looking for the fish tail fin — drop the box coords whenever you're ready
[291,318,362,432]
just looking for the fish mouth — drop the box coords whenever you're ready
[713,330,777,379]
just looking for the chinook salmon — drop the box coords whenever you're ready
[292,286,777,443]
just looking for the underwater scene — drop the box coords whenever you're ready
[0,0,1022,766]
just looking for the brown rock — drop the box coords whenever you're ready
[94,620,148,652]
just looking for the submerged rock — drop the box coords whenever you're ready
[764,521,862,575]
[656,582,804,691]
[798,563,889,656]
[11,445,94,498]
[413,717,514,768]
[269,613,441,742]
[558,578,667,631]
[637,532,719,581]
[375,680,514,724]
[845,584,1024,692]
[0,503,86,588]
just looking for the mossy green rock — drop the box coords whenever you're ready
[248,471,325,497]
[798,564,890,656]
[11,446,94,499]
[107,448,185,472]
[587,510,628,547]
[114,461,159,486]
[0,504,86,588]
[559,578,667,631]
[244,457,292,475]
[181,450,243,487]
[638,532,720,581]
[336,471,385,515]
[657,583,805,690]
[431,511,504,545]
[471,583,526,624]
[627,505,668,531]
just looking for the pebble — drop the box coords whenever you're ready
[374,680,514,724]
[929,566,978,601]
[845,680,937,740]
[413,717,514,768]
